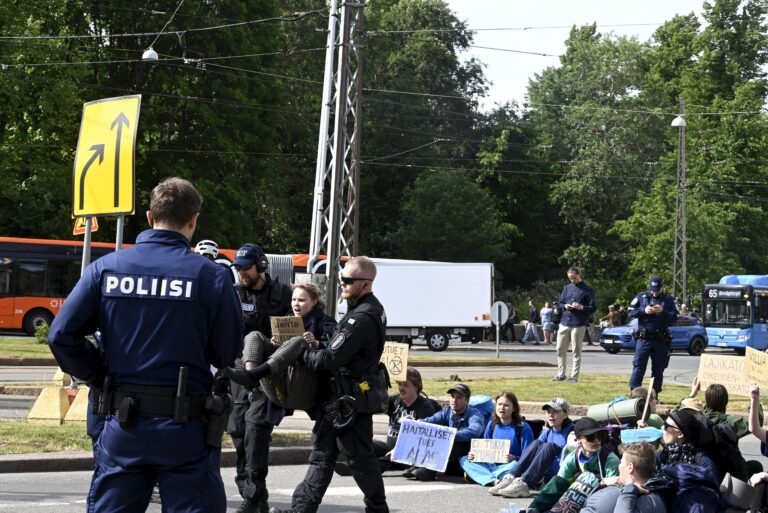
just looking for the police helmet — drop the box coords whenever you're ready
[195,239,219,260]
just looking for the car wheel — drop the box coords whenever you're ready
[687,336,706,356]
[23,309,54,336]
[603,346,620,354]
[425,330,450,352]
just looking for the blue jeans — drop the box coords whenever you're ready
[522,323,541,343]
[510,439,560,488]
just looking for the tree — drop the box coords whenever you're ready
[393,169,511,262]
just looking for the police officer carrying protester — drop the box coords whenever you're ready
[226,243,292,513]
[48,177,243,513]
[628,276,678,396]
[248,256,390,513]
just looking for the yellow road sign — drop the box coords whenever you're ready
[73,217,99,236]
[72,95,141,217]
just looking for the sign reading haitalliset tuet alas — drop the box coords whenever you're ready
[72,95,141,217]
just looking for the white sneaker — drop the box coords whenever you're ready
[488,474,516,494]
[498,478,531,498]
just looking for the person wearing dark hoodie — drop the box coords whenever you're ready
[655,409,721,513]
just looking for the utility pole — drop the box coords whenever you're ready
[672,97,687,302]
[307,1,365,313]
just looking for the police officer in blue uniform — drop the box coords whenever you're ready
[227,243,292,513]
[253,256,389,513]
[48,177,243,513]
[628,276,678,396]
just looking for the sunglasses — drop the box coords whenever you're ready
[340,276,371,285]
[582,432,602,442]
[664,422,680,432]
[235,264,254,271]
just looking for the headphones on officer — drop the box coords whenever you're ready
[250,244,270,273]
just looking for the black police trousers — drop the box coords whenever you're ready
[291,411,388,513]
[233,391,274,503]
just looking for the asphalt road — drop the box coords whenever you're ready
[2,435,767,513]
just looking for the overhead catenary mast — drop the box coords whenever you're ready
[307,0,365,313]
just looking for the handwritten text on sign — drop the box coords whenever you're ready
[391,419,456,473]
[745,347,768,388]
[270,316,305,343]
[380,342,409,381]
[470,438,511,463]
[697,354,751,397]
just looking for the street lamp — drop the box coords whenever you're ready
[141,47,159,62]
[671,98,687,303]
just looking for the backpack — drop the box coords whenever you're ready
[661,463,721,513]
[701,420,749,482]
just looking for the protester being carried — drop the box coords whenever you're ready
[489,397,574,497]
[522,417,620,512]
[403,383,485,481]
[581,442,668,513]
[459,391,534,486]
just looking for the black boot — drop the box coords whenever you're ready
[236,499,264,513]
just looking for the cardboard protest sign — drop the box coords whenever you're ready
[469,438,510,463]
[745,347,768,388]
[391,419,456,472]
[270,316,304,343]
[697,353,751,397]
[380,342,409,382]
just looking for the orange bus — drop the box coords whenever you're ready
[0,237,117,334]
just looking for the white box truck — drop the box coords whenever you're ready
[370,259,494,351]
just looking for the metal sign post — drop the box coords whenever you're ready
[490,301,509,359]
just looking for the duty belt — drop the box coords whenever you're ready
[107,384,207,418]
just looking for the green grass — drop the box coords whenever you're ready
[422,373,749,413]
[0,336,54,358]
[0,420,312,455]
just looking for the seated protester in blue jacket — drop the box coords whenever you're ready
[490,397,574,496]
[403,383,485,481]
[460,391,534,486]
[521,417,620,511]
[580,442,668,513]
[337,367,440,476]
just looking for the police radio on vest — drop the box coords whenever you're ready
[103,273,195,300]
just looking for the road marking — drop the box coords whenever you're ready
[270,483,460,497]
[0,502,71,509]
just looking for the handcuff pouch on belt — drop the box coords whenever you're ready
[329,362,390,420]
[634,328,673,351]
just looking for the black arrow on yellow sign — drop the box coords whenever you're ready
[78,144,105,210]
[111,112,130,208]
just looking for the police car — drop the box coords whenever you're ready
[599,315,708,356]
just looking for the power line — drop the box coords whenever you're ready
[469,45,559,57]
[0,10,326,41]
[148,0,186,49]
[366,23,667,36]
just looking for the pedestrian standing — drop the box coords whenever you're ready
[540,302,555,345]
[48,177,243,512]
[628,276,677,396]
[553,266,596,383]
[521,300,541,345]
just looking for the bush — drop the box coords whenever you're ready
[34,322,49,344]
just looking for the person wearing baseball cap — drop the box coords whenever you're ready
[403,383,485,481]
[525,417,620,513]
[628,275,678,397]
[492,397,575,498]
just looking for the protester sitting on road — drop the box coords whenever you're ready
[336,367,440,476]
[489,397,574,497]
[653,409,721,512]
[631,387,663,429]
[521,417,620,511]
[683,377,764,439]
[459,391,534,486]
[403,383,485,481]
[580,442,668,513]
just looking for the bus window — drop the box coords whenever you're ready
[0,269,9,295]
[16,260,47,297]
[47,260,80,296]
[756,294,768,324]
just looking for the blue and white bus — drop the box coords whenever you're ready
[703,275,768,354]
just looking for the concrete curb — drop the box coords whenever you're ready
[0,446,312,474]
